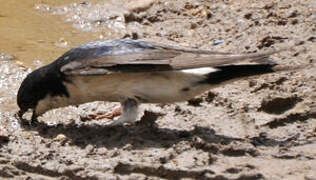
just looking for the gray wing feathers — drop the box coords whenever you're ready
[169,49,283,69]
[61,49,178,75]
[60,40,289,75]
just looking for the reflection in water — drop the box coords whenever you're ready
[0,0,102,68]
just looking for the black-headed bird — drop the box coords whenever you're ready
[17,39,290,125]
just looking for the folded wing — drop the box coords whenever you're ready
[59,39,287,75]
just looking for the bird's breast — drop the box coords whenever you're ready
[63,70,215,104]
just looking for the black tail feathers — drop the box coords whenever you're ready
[200,63,277,85]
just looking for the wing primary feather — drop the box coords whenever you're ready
[170,48,289,70]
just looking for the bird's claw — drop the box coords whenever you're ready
[88,106,122,120]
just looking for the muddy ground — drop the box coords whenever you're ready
[0,0,315,179]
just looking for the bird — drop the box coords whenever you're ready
[17,38,290,126]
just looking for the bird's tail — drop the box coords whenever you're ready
[199,62,308,85]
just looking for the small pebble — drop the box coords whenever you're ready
[0,53,15,61]
[54,37,69,48]
[54,134,67,144]
[213,40,225,45]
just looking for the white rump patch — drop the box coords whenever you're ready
[181,67,218,75]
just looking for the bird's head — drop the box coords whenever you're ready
[17,64,69,119]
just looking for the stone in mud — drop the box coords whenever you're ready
[0,128,9,142]
[125,0,156,12]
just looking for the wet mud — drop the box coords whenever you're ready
[0,0,315,179]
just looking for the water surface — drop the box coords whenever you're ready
[0,0,103,67]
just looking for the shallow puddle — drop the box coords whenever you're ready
[0,0,105,68]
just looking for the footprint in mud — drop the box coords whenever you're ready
[259,96,301,115]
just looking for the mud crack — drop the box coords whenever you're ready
[13,161,92,179]
[264,110,316,128]
[114,162,214,179]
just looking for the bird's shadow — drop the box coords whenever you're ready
[18,111,245,150]
[19,111,292,150]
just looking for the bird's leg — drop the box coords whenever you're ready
[110,98,139,126]
[88,106,122,120]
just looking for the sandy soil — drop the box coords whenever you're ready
[0,0,315,179]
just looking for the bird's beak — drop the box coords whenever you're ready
[16,109,38,125]
[16,108,37,120]
[31,110,37,121]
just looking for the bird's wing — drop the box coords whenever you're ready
[59,39,286,75]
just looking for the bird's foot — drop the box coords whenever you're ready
[108,116,134,127]
[88,106,122,120]
[108,98,139,126]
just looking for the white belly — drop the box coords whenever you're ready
[63,70,215,104]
